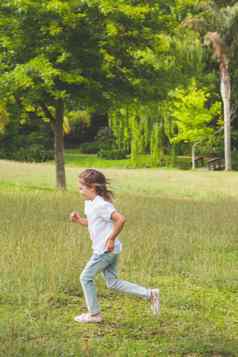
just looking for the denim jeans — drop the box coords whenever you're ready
[80,251,150,315]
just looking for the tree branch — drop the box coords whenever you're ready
[40,102,55,123]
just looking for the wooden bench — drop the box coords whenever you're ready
[207,157,225,171]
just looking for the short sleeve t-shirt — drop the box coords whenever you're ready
[84,195,122,255]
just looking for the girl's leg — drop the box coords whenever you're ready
[80,253,111,315]
[102,253,151,300]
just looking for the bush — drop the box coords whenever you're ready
[97,148,127,160]
[95,127,114,147]
[79,141,101,154]
[0,145,54,162]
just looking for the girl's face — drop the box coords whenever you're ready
[78,179,97,200]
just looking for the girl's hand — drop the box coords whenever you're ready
[69,211,81,223]
[105,238,115,252]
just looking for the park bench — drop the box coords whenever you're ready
[207,157,225,171]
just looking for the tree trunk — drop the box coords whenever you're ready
[170,143,177,167]
[54,99,66,190]
[159,119,164,161]
[220,67,232,171]
[205,32,232,171]
[192,144,196,169]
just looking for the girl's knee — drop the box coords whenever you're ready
[106,278,117,289]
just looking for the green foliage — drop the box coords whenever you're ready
[167,81,222,146]
[79,126,115,154]
[66,111,91,129]
[97,148,127,160]
[1,0,192,174]
[150,122,161,166]
[64,110,91,138]
[79,141,101,154]
[0,145,54,162]
[95,126,114,149]
[109,104,166,167]
[0,112,54,162]
[0,103,9,134]
[0,0,173,111]
[1,0,237,167]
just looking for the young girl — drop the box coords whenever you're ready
[70,168,160,323]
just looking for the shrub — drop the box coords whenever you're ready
[95,127,114,147]
[79,141,101,154]
[97,148,127,160]
[0,145,54,162]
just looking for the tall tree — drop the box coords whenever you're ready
[184,0,238,170]
[205,31,231,170]
[166,81,221,169]
[0,0,163,188]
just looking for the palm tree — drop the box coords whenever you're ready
[184,1,238,171]
[205,31,231,170]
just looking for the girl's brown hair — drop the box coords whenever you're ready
[79,169,113,202]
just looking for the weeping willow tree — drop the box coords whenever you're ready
[162,101,178,166]
[150,122,161,166]
[107,19,205,167]
[109,103,163,166]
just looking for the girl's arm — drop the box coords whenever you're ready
[105,211,126,252]
[70,212,88,226]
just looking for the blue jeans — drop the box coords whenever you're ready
[80,251,150,315]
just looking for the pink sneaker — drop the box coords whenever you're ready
[150,289,160,315]
[74,313,103,323]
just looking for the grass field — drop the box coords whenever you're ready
[64,149,193,169]
[0,160,238,356]
[63,149,238,171]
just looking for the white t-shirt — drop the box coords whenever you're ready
[84,195,122,255]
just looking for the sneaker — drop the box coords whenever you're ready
[74,313,103,323]
[150,289,160,315]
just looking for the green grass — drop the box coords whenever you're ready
[64,148,238,171]
[64,149,193,169]
[0,160,238,356]
[64,149,132,169]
